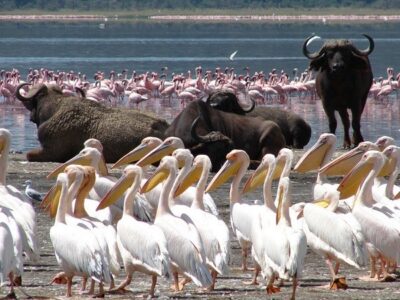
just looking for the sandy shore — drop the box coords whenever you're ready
[1,151,400,299]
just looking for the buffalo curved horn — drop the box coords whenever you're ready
[352,34,374,56]
[302,34,324,60]
[191,116,209,143]
[15,83,33,102]
[243,98,255,113]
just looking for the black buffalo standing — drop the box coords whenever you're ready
[303,34,374,148]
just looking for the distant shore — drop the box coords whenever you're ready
[149,14,400,22]
[0,14,104,20]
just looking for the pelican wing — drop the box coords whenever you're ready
[303,204,367,268]
[155,214,212,287]
[117,216,171,277]
[50,223,111,283]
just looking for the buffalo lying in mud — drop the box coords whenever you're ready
[303,34,374,148]
[165,99,285,170]
[16,83,169,162]
[207,91,312,149]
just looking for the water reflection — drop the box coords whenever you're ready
[2,94,398,153]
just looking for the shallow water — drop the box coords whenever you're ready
[1,20,399,152]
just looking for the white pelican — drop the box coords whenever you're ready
[47,146,151,222]
[140,155,212,291]
[338,150,400,280]
[259,177,307,298]
[111,136,164,216]
[49,172,111,297]
[294,133,339,201]
[375,145,400,199]
[172,154,230,290]
[44,165,117,294]
[96,165,171,297]
[242,153,278,284]
[318,140,379,178]
[206,149,260,271]
[375,136,395,151]
[0,129,39,282]
[136,136,218,215]
[67,165,120,291]
[302,189,367,289]
[0,207,18,297]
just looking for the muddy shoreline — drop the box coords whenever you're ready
[2,151,400,299]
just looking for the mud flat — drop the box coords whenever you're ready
[1,151,400,299]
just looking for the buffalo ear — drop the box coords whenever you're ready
[350,53,369,69]
[309,55,327,71]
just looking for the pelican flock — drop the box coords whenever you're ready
[3,129,400,299]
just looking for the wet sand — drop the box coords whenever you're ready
[1,151,400,299]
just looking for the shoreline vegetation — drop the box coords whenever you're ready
[0,8,400,22]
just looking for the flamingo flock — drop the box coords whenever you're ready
[0,66,398,109]
[2,127,400,298]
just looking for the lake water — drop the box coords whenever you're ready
[0,19,399,152]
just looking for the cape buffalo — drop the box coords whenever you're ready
[165,99,285,170]
[303,34,374,148]
[207,90,311,148]
[16,83,169,162]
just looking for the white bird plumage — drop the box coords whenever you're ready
[97,165,171,297]
[141,155,212,291]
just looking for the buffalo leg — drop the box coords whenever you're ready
[325,108,337,135]
[338,109,351,149]
[350,107,364,146]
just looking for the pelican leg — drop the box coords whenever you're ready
[171,272,180,292]
[92,282,105,298]
[149,275,157,298]
[178,277,191,291]
[290,276,298,300]
[207,270,218,291]
[12,275,21,287]
[370,256,377,278]
[109,275,115,290]
[243,265,260,285]
[88,280,95,295]
[266,274,280,295]
[7,272,15,297]
[109,274,132,294]
[334,262,340,275]
[80,277,88,293]
[50,272,68,285]
[66,276,73,297]
[326,258,347,290]
[241,247,249,271]
[379,257,396,282]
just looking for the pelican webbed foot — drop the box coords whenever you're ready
[330,277,348,290]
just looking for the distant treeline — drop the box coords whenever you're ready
[0,0,399,11]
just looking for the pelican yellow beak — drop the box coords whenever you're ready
[140,167,170,194]
[319,147,366,176]
[96,171,134,211]
[112,143,153,169]
[378,156,396,177]
[174,164,202,198]
[242,163,269,194]
[41,183,62,219]
[136,143,176,167]
[337,160,374,199]
[312,198,330,208]
[206,158,241,193]
[47,153,91,179]
[272,157,284,180]
[294,139,330,173]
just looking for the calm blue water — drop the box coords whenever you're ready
[0,20,399,152]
